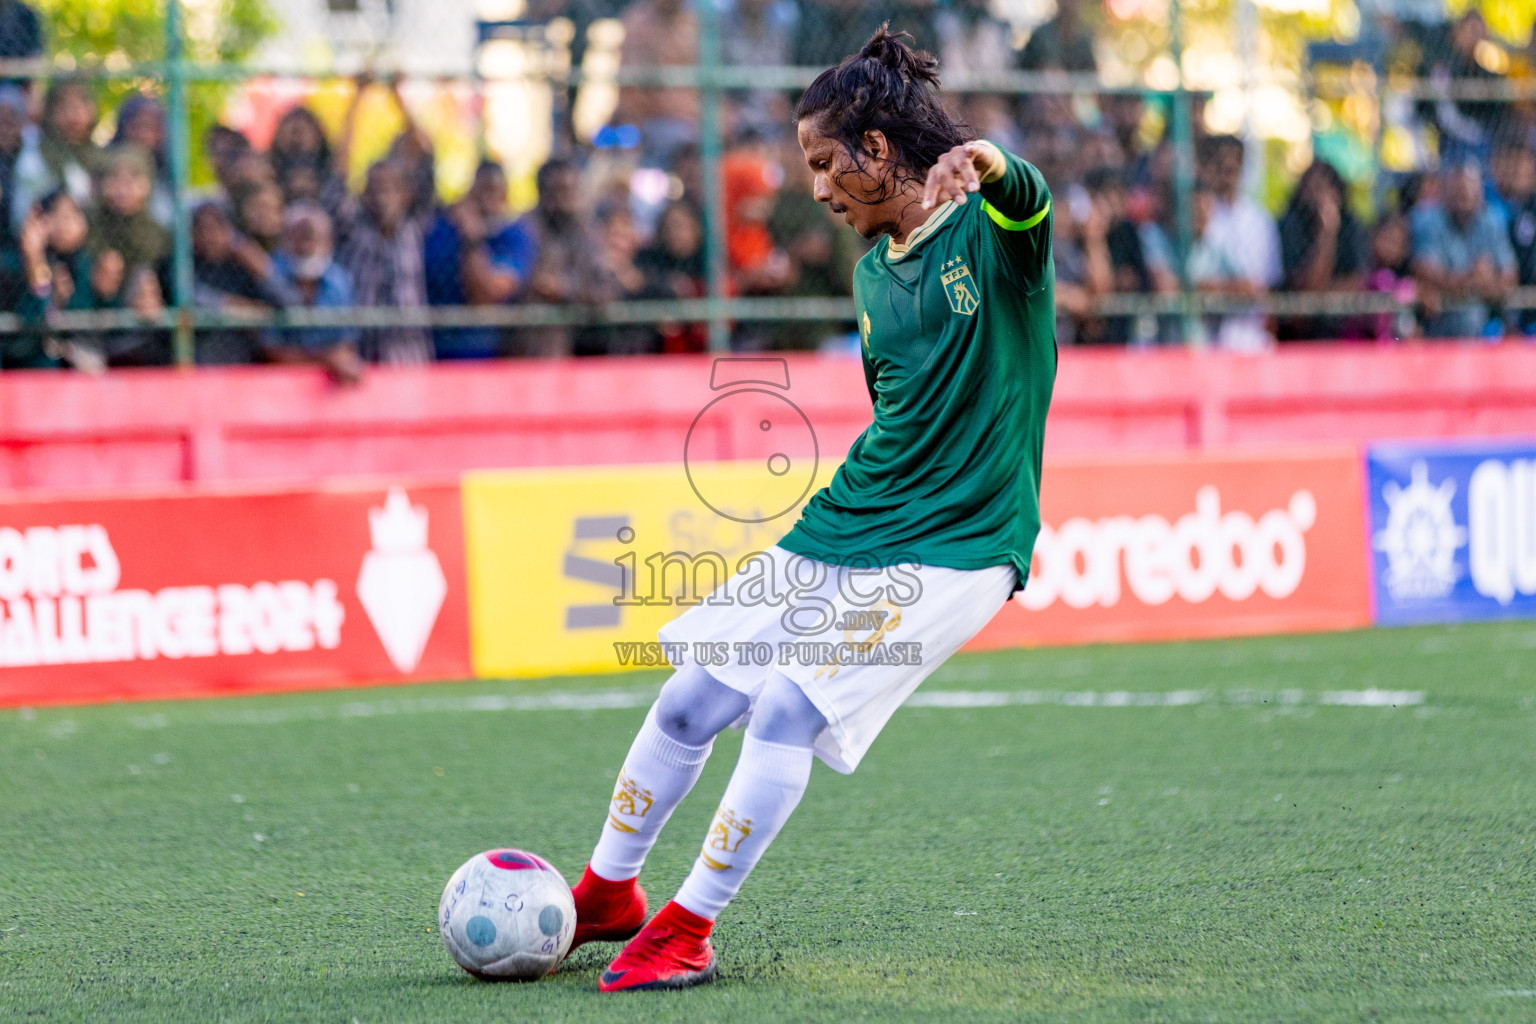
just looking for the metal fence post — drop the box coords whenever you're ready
[1169,0,1200,349]
[164,0,195,366]
[696,0,729,352]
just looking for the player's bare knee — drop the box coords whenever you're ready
[653,665,746,746]
[652,689,711,745]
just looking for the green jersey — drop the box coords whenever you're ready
[778,144,1056,588]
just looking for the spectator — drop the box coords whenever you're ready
[230,178,285,254]
[206,127,275,207]
[1353,213,1417,342]
[791,0,865,69]
[14,171,169,369]
[767,138,863,348]
[0,86,25,217]
[637,200,707,352]
[959,95,1024,158]
[96,264,169,368]
[1418,11,1506,166]
[616,0,699,166]
[205,125,254,198]
[422,160,534,359]
[336,159,432,365]
[1188,184,1266,349]
[384,119,438,226]
[1278,159,1368,341]
[268,201,362,382]
[88,146,171,289]
[0,0,42,89]
[576,201,660,356]
[1080,130,1123,174]
[1098,92,1153,188]
[1018,0,1098,73]
[937,0,1013,76]
[1197,134,1280,349]
[5,190,92,367]
[1050,192,1094,346]
[723,144,792,296]
[12,79,101,232]
[269,106,349,224]
[1017,124,1080,198]
[111,92,173,227]
[0,84,27,308]
[191,201,296,365]
[1081,166,1167,345]
[1412,161,1516,338]
[19,190,93,310]
[638,200,706,295]
[1488,131,1533,224]
[721,142,793,349]
[595,202,646,303]
[333,73,437,226]
[519,157,607,357]
[720,0,797,139]
[1489,133,1536,332]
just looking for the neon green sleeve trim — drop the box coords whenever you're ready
[983,198,1050,232]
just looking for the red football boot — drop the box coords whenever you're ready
[569,865,648,953]
[598,900,718,992]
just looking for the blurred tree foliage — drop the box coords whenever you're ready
[33,0,278,182]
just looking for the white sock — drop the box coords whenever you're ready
[673,734,814,920]
[588,707,714,882]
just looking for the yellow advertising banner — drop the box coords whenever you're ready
[462,462,826,679]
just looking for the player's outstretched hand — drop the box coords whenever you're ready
[922,142,992,210]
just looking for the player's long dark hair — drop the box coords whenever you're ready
[794,26,973,204]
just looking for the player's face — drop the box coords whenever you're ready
[797,120,894,240]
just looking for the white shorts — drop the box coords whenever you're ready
[657,545,1015,773]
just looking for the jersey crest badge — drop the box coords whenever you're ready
[941,259,980,316]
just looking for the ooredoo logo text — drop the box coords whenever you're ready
[1019,486,1317,611]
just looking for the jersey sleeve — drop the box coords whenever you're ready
[975,141,1053,287]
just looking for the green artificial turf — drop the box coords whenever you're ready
[2,621,1534,1022]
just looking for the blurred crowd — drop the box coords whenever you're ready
[2,0,1535,374]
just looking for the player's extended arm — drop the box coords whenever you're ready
[923,141,1051,281]
[922,141,1047,223]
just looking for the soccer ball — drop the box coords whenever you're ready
[439,848,576,980]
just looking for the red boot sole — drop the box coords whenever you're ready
[599,956,718,992]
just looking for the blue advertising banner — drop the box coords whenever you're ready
[1367,439,1536,626]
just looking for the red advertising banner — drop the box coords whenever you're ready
[970,449,1371,649]
[0,482,470,706]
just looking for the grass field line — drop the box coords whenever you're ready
[905,687,1426,709]
[94,683,1430,731]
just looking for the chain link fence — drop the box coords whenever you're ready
[0,0,1533,371]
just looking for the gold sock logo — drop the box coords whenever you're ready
[607,772,654,833]
[699,807,752,870]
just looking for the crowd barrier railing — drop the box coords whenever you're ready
[5,344,1536,494]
